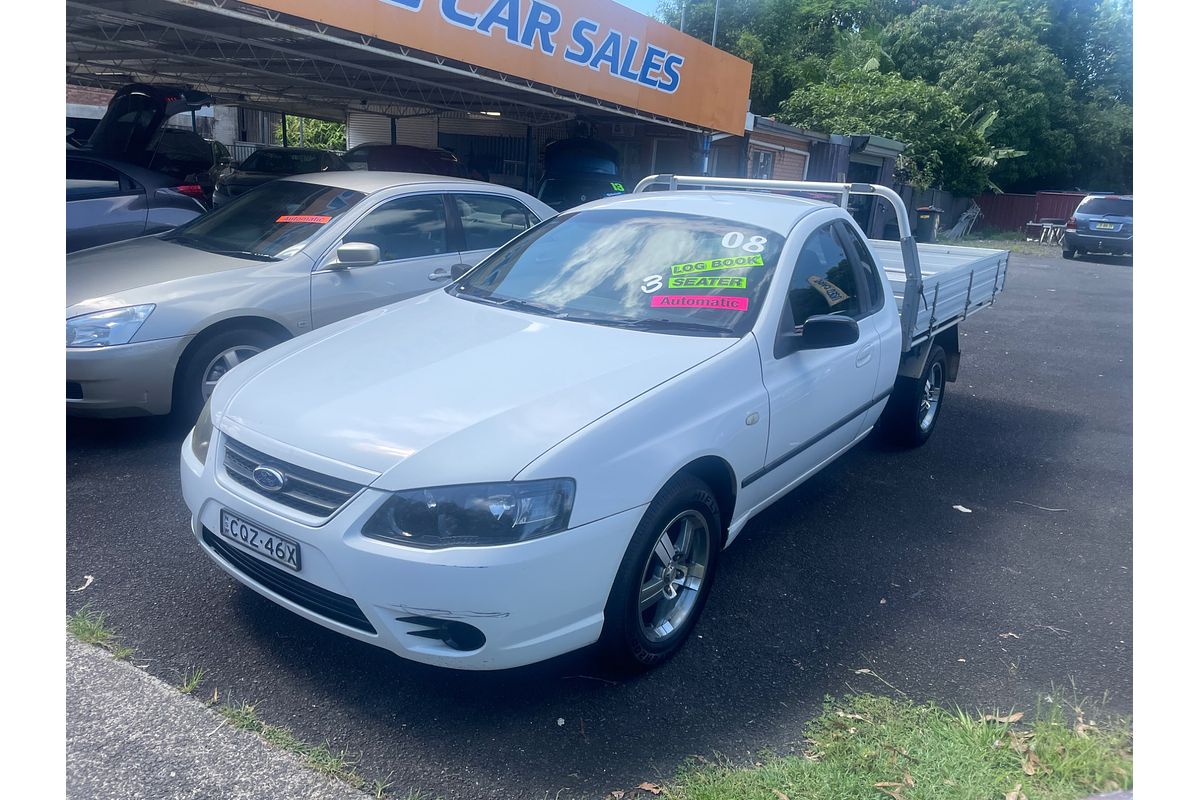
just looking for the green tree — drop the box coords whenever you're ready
[778,69,991,195]
[883,0,1123,191]
[273,116,346,150]
[655,0,904,113]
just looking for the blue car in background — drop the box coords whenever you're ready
[1063,194,1133,259]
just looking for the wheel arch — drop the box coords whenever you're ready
[671,455,737,545]
[171,315,293,408]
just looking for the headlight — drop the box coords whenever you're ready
[362,478,575,549]
[66,304,155,348]
[191,395,214,464]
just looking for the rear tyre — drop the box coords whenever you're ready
[1062,248,1076,259]
[879,344,947,448]
[598,475,721,673]
[172,328,283,422]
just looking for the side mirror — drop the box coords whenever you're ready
[450,263,471,280]
[781,314,860,352]
[330,242,381,269]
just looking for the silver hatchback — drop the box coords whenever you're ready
[66,172,555,419]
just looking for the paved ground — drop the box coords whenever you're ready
[66,635,366,799]
[66,249,1132,799]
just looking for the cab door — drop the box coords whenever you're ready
[753,222,881,497]
[310,192,462,328]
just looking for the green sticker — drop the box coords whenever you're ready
[671,254,764,276]
[610,182,625,191]
[668,275,748,289]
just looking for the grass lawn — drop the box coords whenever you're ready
[949,231,1061,257]
[658,693,1130,800]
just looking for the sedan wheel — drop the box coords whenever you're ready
[173,328,284,422]
[201,345,265,401]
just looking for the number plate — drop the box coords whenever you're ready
[220,510,301,571]
[1095,222,1116,230]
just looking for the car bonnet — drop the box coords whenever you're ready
[215,290,737,489]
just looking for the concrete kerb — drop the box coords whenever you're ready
[66,635,368,800]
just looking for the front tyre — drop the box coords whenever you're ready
[173,328,283,422]
[599,475,721,672]
[879,344,947,448]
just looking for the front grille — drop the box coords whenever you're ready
[203,528,376,634]
[223,437,362,518]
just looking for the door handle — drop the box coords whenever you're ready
[855,345,874,368]
[428,267,451,281]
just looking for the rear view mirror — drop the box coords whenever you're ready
[780,314,859,353]
[332,242,381,269]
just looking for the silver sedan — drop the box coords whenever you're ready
[66,172,555,419]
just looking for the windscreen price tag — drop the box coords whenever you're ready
[276,214,332,224]
[808,275,850,306]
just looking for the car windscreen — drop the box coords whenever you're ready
[1077,197,1132,217]
[240,150,327,174]
[164,180,364,260]
[448,209,785,337]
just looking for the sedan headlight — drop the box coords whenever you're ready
[190,395,214,464]
[66,304,155,348]
[362,479,575,549]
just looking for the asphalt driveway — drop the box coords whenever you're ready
[66,249,1132,799]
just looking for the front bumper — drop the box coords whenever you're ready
[1064,231,1132,254]
[181,429,644,670]
[66,336,191,417]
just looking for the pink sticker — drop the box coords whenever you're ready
[276,214,331,224]
[651,295,749,311]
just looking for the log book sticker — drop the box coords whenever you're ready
[807,275,849,307]
[670,254,764,276]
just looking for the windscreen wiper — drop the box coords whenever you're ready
[458,293,560,317]
[603,317,734,335]
[164,234,276,261]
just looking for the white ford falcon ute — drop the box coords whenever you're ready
[181,176,1007,671]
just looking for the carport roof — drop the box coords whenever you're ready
[66,0,711,132]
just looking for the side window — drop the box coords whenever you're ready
[455,194,537,251]
[342,194,449,261]
[838,221,884,313]
[67,160,125,201]
[786,225,861,327]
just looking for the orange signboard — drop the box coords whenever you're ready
[248,0,752,134]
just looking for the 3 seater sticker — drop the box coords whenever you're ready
[668,275,748,289]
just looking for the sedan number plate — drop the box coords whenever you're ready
[1095,222,1116,230]
[220,510,301,571]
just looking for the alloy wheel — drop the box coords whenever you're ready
[638,509,711,642]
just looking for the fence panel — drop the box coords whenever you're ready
[974,193,1037,232]
[1034,191,1086,222]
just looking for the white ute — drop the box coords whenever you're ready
[180,176,1008,671]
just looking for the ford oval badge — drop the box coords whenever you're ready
[251,466,286,492]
